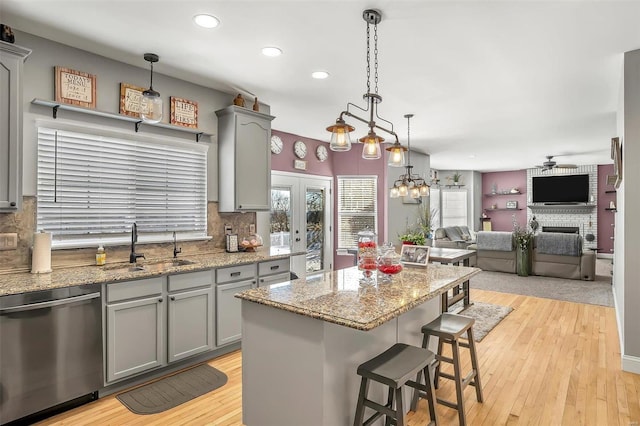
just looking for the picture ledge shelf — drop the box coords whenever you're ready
[31,98,213,142]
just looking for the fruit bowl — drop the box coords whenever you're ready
[240,234,263,252]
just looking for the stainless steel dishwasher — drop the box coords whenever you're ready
[0,284,103,425]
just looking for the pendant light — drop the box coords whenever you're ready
[389,114,430,198]
[140,53,163,124]
[325,9,404,158]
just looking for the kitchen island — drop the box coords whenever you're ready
[237,263,480,426]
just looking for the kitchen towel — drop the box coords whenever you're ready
[31,231,52,274]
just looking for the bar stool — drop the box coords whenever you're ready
[354,343,439,426]
[410,313,483,426]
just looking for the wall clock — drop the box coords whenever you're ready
[316,145,328,162]
[271,135,283,154]
[294,140,307,159]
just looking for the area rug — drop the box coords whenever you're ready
[470,259,614,307]
[116,364,228,415]
[457,301,513,342]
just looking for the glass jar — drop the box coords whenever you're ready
[357,230,378,284]
[377,243,403,283]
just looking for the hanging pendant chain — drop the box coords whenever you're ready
[149,62,154,90]
[366,24,371,94]
[373,23,379,95]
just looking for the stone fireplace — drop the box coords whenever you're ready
[527,165,598,250]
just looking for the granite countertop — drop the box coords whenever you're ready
[236,264,480,331]
[0,250,298,297]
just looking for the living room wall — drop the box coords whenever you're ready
[481,170,527,231]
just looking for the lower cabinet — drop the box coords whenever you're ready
[216,279,255,346]
[105,271,214,384]
[168,286,214,362]
[106,295,165,383]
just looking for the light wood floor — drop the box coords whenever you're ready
[37,289,640,426]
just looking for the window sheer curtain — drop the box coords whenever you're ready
[37,126,208,248]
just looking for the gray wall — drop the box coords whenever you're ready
[619,48,640,373]
[16,30,270,202]
[386,151,430,244]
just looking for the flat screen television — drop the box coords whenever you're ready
[532,174,589,204]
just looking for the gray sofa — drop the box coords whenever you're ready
[468,231,596,280]
[532,233,596,281]
[433,226,476,249]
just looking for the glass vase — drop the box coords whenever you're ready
[357,230,378,285]
[516,244,532,277]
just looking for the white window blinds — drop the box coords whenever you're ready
[37,126,208,248]
[337,176,377,249]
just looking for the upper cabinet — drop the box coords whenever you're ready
[0,42,31,211]
[216,106,275,212]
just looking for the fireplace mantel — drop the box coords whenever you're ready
[528,204,596,214]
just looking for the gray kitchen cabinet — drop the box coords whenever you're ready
[0,42,31,211]
[167,271,215,362]
[215,105,275,212]
[257,258,291,287]
[106,294,165,383]
[216,279,255,346]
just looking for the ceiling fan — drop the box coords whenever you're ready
[537,155,578,172]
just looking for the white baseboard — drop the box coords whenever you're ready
[597,253,613,259]
[622,354,640,374]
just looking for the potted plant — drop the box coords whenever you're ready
[513,223,534,276]
[452,171,463,185]
[398,230,426,246]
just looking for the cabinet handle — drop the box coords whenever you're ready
[260,278,265,283]
[230,271,241,277]
[170,296,175,301]
[158,298,163,303]
[270,265,280,270]
[9,202,16,207]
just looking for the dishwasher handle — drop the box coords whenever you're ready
[0,292,101,314]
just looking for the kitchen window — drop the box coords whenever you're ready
[36,125,208,248]
[337,176,377,249]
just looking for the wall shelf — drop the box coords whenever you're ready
[484,192,521,197]
[605,190,617,194]
[484,208,523,211]
[605,207,617,212]
[31,98,213,142]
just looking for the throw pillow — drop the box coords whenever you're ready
[444,226,463,241]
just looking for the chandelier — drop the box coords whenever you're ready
[325,9,404,162]
[389,114,430,198]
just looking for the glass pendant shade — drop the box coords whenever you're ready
[409,186,420,199]
[140,90,162,123]
[389,187,399,198]
[141,53,162,124]
[398,183,408,197]
[359,131,383,159]
[419,184,430,196]
[386,144,406,167]
[327,119,354,152]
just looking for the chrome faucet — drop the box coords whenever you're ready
[173,231,182,259]
[129,223,145,263]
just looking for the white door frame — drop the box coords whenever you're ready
[269,171,333,277]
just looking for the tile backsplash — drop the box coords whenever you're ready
[0,197,255,273]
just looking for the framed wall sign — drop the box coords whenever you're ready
[506,200,518,209]
[400,245,430,266]
[55,66,97,109]
[170,96,198,128]
[119,83,148,118]
[293,159,307,170]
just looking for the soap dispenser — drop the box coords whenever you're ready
[96,245,106,266]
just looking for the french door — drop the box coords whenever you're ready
[270,172,333,277]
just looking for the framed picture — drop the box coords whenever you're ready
[119,83,148,118]
[611,137,623,189]
[506,200,518,209]
[54,66,96,109]
[170,96,198,128]
[400,245,431,266]
[293,159,307,170]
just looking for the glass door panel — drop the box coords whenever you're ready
[270,187,292,255]
[306,187,325,273]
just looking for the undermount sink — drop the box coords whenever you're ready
[103,259,196,274]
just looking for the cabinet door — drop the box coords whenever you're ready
[235,113,271,210]
[106,296,164,383]
[0,44,30,210]
[168,287,214,363]
[216,279,255,346]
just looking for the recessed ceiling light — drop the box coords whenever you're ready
[194,14,220,28]
[262,47,283,57]
[311,71,329,79]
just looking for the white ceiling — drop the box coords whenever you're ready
[4,0,639,172]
